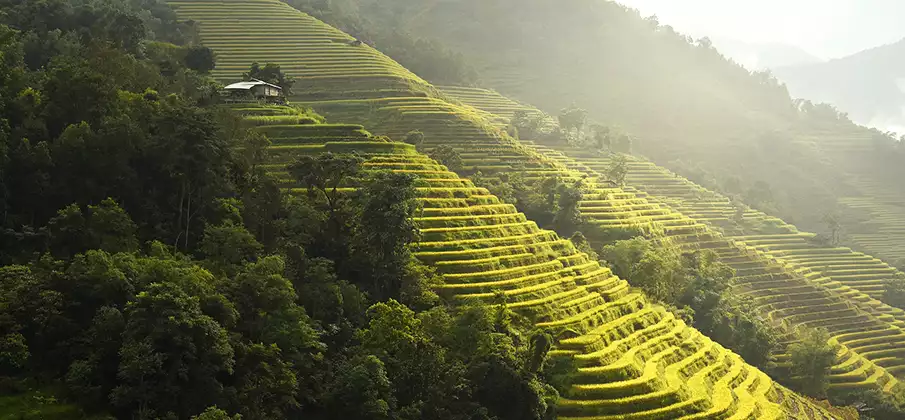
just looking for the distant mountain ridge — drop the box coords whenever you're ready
[774,38,905,134]
[711,38,824,70]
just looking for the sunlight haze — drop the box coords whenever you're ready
[617,0,905,60]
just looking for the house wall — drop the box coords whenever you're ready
[251,85,281,97]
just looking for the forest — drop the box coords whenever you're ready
[0,1,559,418]
[4,0,905,419]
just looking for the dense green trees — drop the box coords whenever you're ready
[788,329,837,398]
[2,156,561,419]
[0,1,562,418]
[403,129,424,147]
[428,145,464,172]
[600,238,777,370]
[244,62,296,94]
[884,275,905,310]
[472,173,586,237]
[605,155,628,186]
[0,0,230,263]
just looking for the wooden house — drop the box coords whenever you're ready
[223,79,284,102]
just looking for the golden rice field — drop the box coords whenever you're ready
[173,0,850,416]
[441,86,905,393]
[236,103,835,419]
[168,0,435,99]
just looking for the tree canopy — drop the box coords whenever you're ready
[0,1,562,418]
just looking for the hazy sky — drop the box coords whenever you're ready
[616,0,905,59]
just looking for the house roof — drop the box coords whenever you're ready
[223,78,283,91]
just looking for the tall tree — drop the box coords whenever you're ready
[354,172,420,301]
[789,328,837,398]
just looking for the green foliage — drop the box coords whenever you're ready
[0,29,240,260]
[612,133,633,154]
[353,172,422,301]
[0,2,582,418]
[744,181,778,214]
[0,333,28,375]
[243,62,296,95]
[822,212,842,246]
[552,179,586,235]
[46,198,139,259]
[429,145,464,172]
[403,129,424,147]
[602,238,687,304]
[324,355,394,419]
[569,231,598,261]
[599,239,777,368]
[201,221,264,276]
[886,275,905,311]
[703,296,777,369]
[832,388,905,420]
[192,406,242,420]
[0,385,110,420]
[605,154,628,186]
[350,300,556,420]
[512,110,543,140]
[185,46,216,74]
[370,31,479,85]
[558,105,587,136]
[289,153,364,213]
[112,282,235,417]
[789,328,837,398]
[591,124,611,151]
[474,173,586,237]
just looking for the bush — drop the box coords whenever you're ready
[884,275,905,310]
[429,145,463,172]
[184,46,216,73]
[788,328,837,398]
[403,129,424,147]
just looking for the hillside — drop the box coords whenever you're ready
[711,38,824,70]
[164,0,851,417]
[441,87,905,398]
[773,39,905,134]
[335,0,905,270]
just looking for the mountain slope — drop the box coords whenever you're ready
[168,0,842,417]
[170,0,436,99]
[441,87,905,399]
[356,0,905,270]
[711,38,824,70]
[774,39,905,134]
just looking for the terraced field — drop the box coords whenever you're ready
[238,103,835,419]
[837,174,905,265]
[776,125,905,265]
[168,0,434,99]
[441,86,905,393]
[173,0,847,416]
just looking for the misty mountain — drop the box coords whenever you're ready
[773,38,905,134]
[710,38,823,70]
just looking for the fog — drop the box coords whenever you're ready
[618,0,905,136]
[616,0,905,60]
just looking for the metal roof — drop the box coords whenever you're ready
[223,78,283,91]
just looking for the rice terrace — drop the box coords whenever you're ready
[1,0,904,419]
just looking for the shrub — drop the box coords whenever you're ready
[184,46,215,73]
[404,129,424,147]
[788,328,837,398]
[429,145,464,172]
